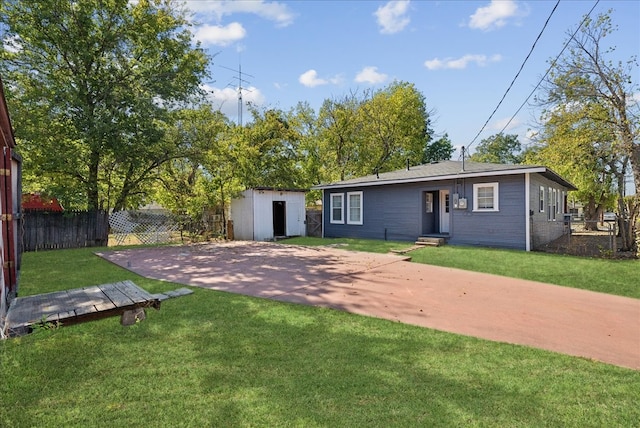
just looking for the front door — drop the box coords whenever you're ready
[439,190,450,234]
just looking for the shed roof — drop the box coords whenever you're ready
[313,160,577,190]
[251,187,307,193]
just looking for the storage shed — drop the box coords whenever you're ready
[230,188,306,241]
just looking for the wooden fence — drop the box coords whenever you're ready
[22,210,109,251]
[306,209,322,237]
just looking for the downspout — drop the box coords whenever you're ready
[321,189,325,238]
[525,173,531,251]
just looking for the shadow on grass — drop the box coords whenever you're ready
[0,290,559,426]
[4,246,639,426]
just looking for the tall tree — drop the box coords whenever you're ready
[0,0,208,210]
[422,133,454,164]
[154,106,232,220]
[358,81,431,174]
[242,107,304,189]
[288,102,324,203]
[526,101,618,230]
[316,93,365,181]
[536,11,639,250]
[469,133,522,164]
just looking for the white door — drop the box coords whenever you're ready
[439,190,450,234]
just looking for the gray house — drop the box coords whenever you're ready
[314,160,577,251]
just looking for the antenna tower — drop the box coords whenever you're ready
[220,62,254,126]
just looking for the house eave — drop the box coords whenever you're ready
[314,167,576,191]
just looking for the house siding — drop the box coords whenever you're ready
[318,161,575,252]
[324,184,424,241]
[529,174,569,249]
[450,175,526,250]
[324,175,528,249]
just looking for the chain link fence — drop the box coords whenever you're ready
[108,209,227,246]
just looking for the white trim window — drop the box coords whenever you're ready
[473,182,499,212]
[347,191,363,225]
[539,186,545,213]
[330,193,344,224]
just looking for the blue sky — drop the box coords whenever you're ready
[186,0,639,157]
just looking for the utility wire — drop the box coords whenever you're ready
[465,0,561,154]
[496,0,601,136]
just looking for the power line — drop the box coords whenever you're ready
[495,0,601,137]
[465,0,561,153]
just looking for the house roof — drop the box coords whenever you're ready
[313,160,577,191]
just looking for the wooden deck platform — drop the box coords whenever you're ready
[3,280,161,337]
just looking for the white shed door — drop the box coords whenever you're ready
[286,202,304,236]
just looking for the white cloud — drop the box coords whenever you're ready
[299,70,326,87]
[201,83,266,119]
[355,66,388,84]
[374,0,411,34]
[492,117,521,132]
[194,22,246,46]
[424,54,502,70]
[468,0,523,31]
[186,0,295,27]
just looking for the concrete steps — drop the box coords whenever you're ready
[415,236,446,247]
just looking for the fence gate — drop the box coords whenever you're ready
[305,209,322,237]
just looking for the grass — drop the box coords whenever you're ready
[0,245,638,426]
[280,236,411,254]
[283,237,640,299]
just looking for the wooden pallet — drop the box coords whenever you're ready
[3,280,161,337]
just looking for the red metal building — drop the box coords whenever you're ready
[0,75,22,325]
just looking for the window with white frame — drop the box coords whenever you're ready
[539,186,545,212]
[473,183,499,212]
[330,193,344,224]
[347,191,363,225]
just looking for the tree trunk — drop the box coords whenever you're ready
[614,170,634,252]
[87,150,100,211]
[623,196,640,255]
[583,198,600,231]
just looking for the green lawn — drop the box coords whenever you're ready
[1,244,638,426]
[283,237,640,299]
